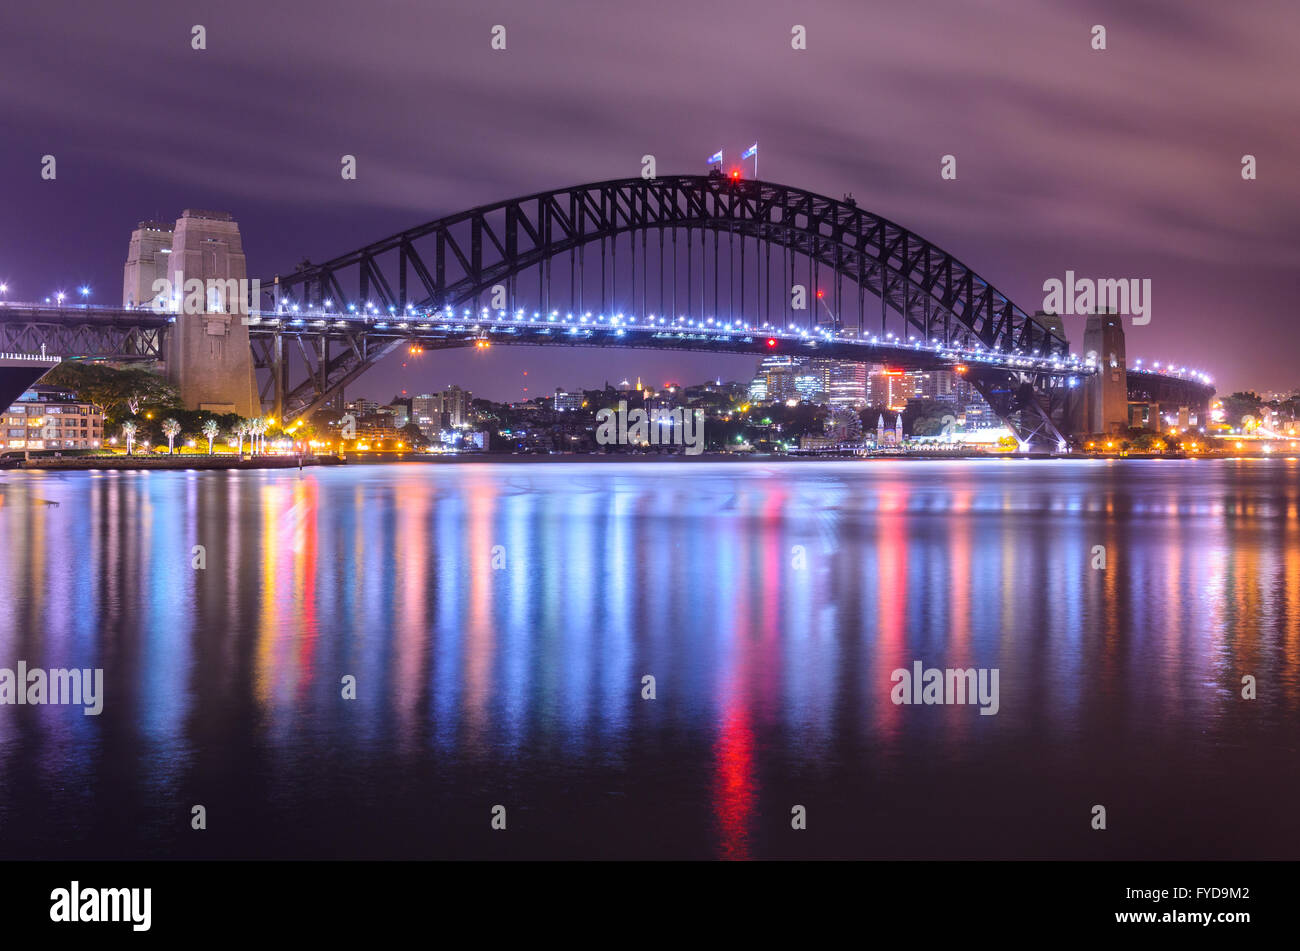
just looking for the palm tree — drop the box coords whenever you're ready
[162,418,181,455]
[252,417,267,455]
[201,418,219,455]
[121,420,137,456]
[232,421,247,457]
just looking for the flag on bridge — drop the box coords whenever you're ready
[741,143,758,160]
[707,150,723,166]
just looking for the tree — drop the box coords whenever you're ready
[43,362,179,423]
[1221,391,1262,428]
[202,418,219,455]
[250,417,266,455]
[121,420,137,455]
[400,423,429,450]
[162,418,181,454]
[232,421,248,457]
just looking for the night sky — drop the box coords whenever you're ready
[2,0,1296,401]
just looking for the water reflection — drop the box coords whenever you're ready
[0,459,1297,858]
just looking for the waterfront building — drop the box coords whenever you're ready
[5,385,105,450]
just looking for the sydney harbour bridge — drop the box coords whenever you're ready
[0,173,1213,450]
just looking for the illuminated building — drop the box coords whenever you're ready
[554,388,583,412]
[826,361,867,407]
[6,385,105,450]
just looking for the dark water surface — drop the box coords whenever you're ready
[1,458,1297,859]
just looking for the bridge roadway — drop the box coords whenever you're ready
[250,305,1096,424]
[0,301,1215,443]
[0,302,1215,385]
[247,305,1096,370]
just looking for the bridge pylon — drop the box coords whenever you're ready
[1080,311,1128,436]
[125,210,259,418]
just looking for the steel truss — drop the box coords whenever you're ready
[262,175,1073,437]
[0,307,165,361]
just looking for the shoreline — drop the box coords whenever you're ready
[1,450,1275,471]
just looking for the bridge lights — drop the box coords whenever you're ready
[765,338,777,348]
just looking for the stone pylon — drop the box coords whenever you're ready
[134,209,259,417]
[1082,310,1128,435]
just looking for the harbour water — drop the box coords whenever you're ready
[0,458,1297,859]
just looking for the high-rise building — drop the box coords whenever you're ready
[411,394,441,438]
[757,355,807,402]
[793,374,825,403]
[915,369,979,405]
[827,361,867,407]
[441,385,472,428]
[913,371,941,400]
[867,367,916,410]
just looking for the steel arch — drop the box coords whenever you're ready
[267,175,1068,358]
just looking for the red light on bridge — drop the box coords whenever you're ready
[765,338,777,348]
[730,169,741,180]
[816,290,824,299]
